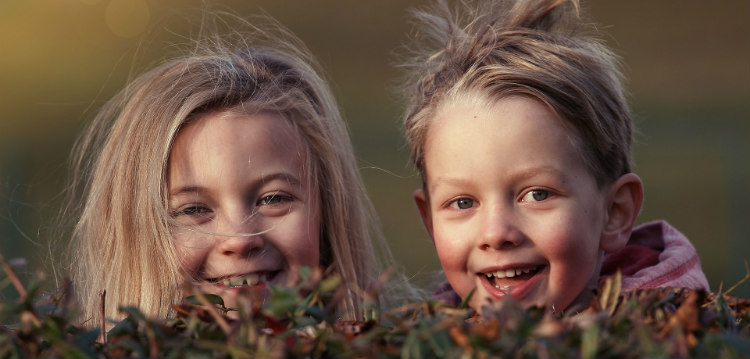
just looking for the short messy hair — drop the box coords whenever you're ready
[402,0,633,187]
[65,14,390,325]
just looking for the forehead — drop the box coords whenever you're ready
[182,110,299,140]
[423,96,590,185]
[175,109,306,152]
[428,95,573,146]
[168,110,310,179]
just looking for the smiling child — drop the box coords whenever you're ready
[65,16,405,326]
[401,0,709,312]
[167,110,322,310]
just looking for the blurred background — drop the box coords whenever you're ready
[1,0,748,299]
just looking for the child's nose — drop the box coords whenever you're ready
[216,234,264,257]
[215,213,264,257]
[477,204,524,250]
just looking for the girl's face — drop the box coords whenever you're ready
[415,96,611,311]
[167,110,320,308]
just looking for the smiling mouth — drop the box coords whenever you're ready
[207,271,280,288]
[482,266,542,289]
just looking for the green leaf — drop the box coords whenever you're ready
[319,276,341,293]
[581,323,599,359]
[184,294,225,307]
[298,266,313,280]
[460,288,476,309]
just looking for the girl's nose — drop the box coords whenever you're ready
[216,234,264,257]
[215,213,264,257]
[478,204,524,250]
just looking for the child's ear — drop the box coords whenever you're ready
[414,189,434,239]
[600,173,644,253]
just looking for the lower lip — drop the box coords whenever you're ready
[479,268,543,301]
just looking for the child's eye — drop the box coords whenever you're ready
[450,197,475,210]
[257,192,294,206]
[171,205,211,218]
[521,189,550,202]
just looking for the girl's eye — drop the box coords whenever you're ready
[171,205,211,217]
[450,198,475,210]
[257,192,293,206]
[522,189,550,202]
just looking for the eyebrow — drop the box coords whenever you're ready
[429,166,567,193]
[428,177,473,194]
[169,185,205,198]
[508,166,568,183]
[169,172,303,197]
[258,172,302,187]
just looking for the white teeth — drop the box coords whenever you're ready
[230,276,244,287]
[488,266,537,279]
[495,284,512,292]
[218,273,267,288]
[244,273,260,286]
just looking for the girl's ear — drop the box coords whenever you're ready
[600,173,644,253]
[414,189,434,239]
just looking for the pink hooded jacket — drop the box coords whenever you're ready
[433,220,710,306]
[599,220,709,291]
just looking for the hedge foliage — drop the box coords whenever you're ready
[1,256,749,358]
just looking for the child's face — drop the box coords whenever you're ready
[167,110,320,307]
[415,96,610,311]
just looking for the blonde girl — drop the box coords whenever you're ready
[65,17,396,325]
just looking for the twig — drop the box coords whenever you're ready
[100,290,107,344]
[704,260,750,309]
[146,324,158,357]
[191,287,232,334]
[0,251,27,299]
[723,260,750,297]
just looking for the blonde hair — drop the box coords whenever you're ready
[65,15,393,325]
[402,0,632,187]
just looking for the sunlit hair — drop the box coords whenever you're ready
[401,0,632,187]
[65,14,396,325]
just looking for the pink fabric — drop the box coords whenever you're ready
[600,220,710,291]
[433,220,710,306]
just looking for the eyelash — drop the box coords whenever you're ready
[444,188,553,210]
[448,197,475,210]
[520,188,552,202]
[171,204,211,218]
[257,192,294,206]
[170,192,294,218]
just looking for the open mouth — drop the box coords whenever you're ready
[482,265,542,289]
[206,271,280,288]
